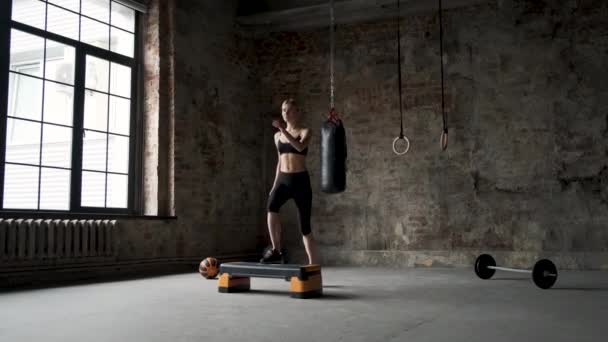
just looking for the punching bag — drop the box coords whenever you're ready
[320,110,347,193]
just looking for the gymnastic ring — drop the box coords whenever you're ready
[440,130,448,151]
[392,135,410,155]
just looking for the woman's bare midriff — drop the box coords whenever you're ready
[279,153,307,173]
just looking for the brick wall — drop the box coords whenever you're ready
[254,1,608,268]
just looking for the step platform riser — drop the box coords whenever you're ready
[218,274,251,293]
[217,262,322,299]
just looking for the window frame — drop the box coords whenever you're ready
[0,0,141,215]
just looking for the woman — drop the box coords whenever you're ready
[261,98,318,265]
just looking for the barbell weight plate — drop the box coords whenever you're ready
[474,254,496,280]
[532,259,558,289]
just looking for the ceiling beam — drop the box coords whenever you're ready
[236,0,489,32]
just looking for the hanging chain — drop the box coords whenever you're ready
[397,0,403,138]
[392,0,411,155]
[439,0,447,134]
[330,0,335,109]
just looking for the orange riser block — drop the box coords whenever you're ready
[217,273,250,293]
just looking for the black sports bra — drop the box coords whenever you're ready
[277,135,308,155]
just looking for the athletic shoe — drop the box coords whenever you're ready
[260,248,284,264]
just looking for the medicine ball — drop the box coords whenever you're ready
[199,257,219,279]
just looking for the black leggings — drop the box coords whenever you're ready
[267,171,312,235]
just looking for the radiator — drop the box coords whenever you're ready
[0,219,116,261]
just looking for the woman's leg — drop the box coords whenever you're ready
[294,172,317,264]
[302,232,319,265]
[266,182,289,255]
[267,211,282,251]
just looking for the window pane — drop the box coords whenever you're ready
[11,0,46,30]
[43,81,74,126]
[84,90,109,131]
[86,55,109,92]
[107,173,127,208]
[108,134,128,173]
[8,73,43,121]
[48,0,80,12]
[40,167,71,210]
[9,30,44,77]
[82,130,107,171]
[81,171,105,207]
[41,124,72,168]
[111,1,135,32]
[81,17,110,50]
[3,164,39,210]
[47,4,80,41]
[82,0,110,23]
[110,28,134,57]
[109,96,130,135]
[45,40,76,85]
[110,62,131,98]
[5,118,41,165]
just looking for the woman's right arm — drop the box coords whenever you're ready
[270,133,281,193]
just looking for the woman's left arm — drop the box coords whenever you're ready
[281,128,311,152]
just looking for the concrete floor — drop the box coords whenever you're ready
[1,267,607,342]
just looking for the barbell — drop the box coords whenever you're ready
[474,254,558,289]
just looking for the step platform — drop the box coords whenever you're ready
[218,262,322,299]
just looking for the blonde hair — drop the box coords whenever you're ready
[282,98,297,109]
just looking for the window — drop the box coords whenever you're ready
[0,0,142,213]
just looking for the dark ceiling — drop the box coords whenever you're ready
[236,0,488,32]
[237,0,335,16]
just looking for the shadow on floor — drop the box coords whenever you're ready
[552,287,608,292]
[0,270,195,294]
[320,292,360,300]
[247,288,360,300]
[489,278,608,291]
[247,289,293,296]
